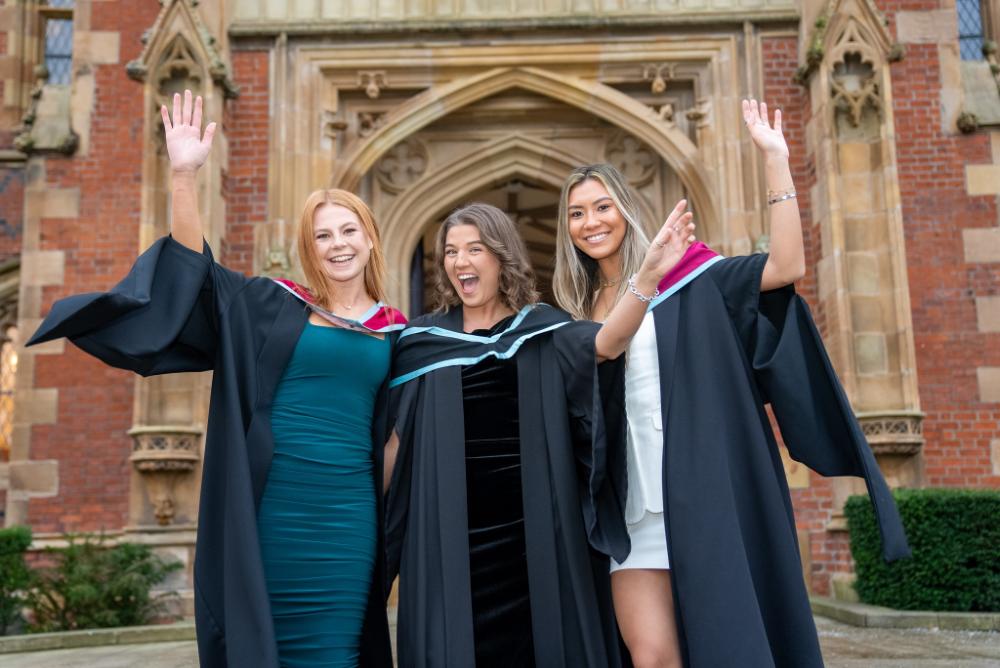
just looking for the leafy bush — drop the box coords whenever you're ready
[0,526,32,634]
[846,488,1000,612]
[25,534,182,632]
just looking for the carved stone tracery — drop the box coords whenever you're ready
[831,51,881,127]
[858,413,925,456]
[129,427,202,526]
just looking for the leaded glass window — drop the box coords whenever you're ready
[958,0,986,60]
[44,18,73,85]
[41,0,74,85]
[0,326,18,459]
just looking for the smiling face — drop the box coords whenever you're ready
[443,223,504,310]
[312,203,372,285]
[566,178,628,265]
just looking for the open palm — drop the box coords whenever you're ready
[641,199,696,282]
[162,89,216,173]
[742,99,788,159]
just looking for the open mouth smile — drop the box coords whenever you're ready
[457,273,480,295]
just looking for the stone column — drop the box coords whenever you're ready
[803,0,925,513]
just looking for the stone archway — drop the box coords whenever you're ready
[331,66,719,246]
[377,134,661,310]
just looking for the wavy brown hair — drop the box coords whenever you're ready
[432,203,539,312]
[296,189,389,311]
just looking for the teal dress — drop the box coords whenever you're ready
[257,322,390,667]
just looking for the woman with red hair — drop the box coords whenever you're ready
[28,91,401,668]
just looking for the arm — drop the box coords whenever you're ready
[594,201,695,361]
[384,430,399,492]
[161,89,217,253]
[742,99,805,291]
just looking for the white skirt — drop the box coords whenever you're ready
[610,511,670,573]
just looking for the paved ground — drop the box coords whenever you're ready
[3,617,999,667]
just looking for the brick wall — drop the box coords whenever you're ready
[877,0,1000,492]
[221,50,270,275]
[27,0,160,533]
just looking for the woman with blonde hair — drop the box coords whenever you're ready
[551,100,908,668]
[28,90,402,667]
[385,201,694,666]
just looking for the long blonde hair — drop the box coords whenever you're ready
[552,164,650,320]
[296,189,389,310]
[432,203,539,312]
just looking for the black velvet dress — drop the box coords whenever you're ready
[461,334,535,666]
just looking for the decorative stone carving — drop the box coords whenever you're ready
[129,426,201,526]
[375,140,429,192]
[831,51,881,127]
[857,412,924,456]
[322,110,348,141]
[642,63,677,94]
[604,131,656,186]
[657,102,675,123]
[261,219,292,278]
[358,111,388,138]
[126,0,239,98]
[358,70,388,99]
[14,66,79,156]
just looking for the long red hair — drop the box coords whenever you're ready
[296,189,389,310]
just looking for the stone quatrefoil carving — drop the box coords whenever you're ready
[375,139,429,192]
[604,131,656,186]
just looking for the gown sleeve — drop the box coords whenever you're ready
[708,253,910,562]
[553,321,630,562]
[26,235,250,376]
[753,288,911,561]
[383,377,420,593]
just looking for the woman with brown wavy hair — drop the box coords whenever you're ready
[385,202,693,667]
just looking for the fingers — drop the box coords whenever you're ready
[662,198,688,229]
[743,98,783,131]
[191,94,203,133]
[182,89,193,126]
[172,93,181,128]
[160,105,172,131]
[202,121,217,148]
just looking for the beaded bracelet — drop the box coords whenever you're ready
[627,274,660,303]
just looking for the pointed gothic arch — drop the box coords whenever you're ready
[332,66,720,243]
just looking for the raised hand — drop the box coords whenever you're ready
[161,89,216,174]
[636,199,696,289]
[742,99,788,160]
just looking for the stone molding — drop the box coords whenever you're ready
[229,12,800,37]
[857,412,925,456]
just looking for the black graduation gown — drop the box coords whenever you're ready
[386,305,625,668]
[27,236,395,668]
[594,253,910,668]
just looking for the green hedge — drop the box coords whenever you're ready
[846,488,1000,612]
[0,526,32,634]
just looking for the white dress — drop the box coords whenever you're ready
[610,311,671,572]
